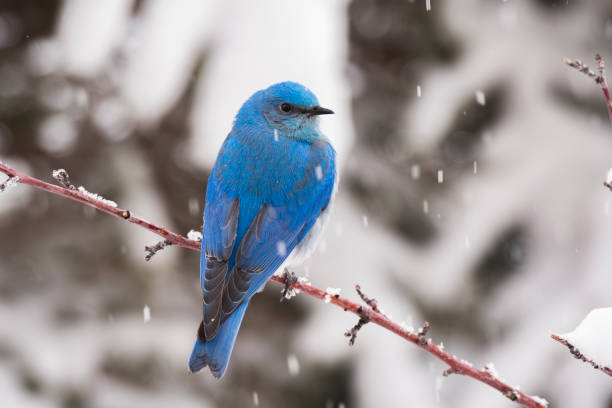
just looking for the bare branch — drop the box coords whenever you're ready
[550,333,612,378]
[0,161,548,408]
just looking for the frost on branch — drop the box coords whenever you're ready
[52,168,76,190]
[77,186,117,208]
[551,308,612,378]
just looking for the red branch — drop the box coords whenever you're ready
[550,333,612,378]
[0,162,548,408]
[0,162,200,252]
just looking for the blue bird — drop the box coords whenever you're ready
[189,81,337,378]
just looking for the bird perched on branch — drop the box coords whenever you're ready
[189,82,337,378]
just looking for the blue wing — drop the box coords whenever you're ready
[199,136,336,340]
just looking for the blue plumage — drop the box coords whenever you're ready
[189,82,337,378]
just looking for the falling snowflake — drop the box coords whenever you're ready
[287,354,300,376]
[143,304,151,323]
[475,90,486,106]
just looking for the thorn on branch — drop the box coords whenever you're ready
[442,367,460,377]
[418,321,431,345]
[355,284,380,313]
[144,239,172,261]
[0,175,20,192]
[52,168,76,190]
[280,269,298,302]
[504,389,519,401]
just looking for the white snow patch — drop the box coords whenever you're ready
[326,287,341,297]
[530,395,549,406]
[561,308,612,370]
[437,169,444,184]
[416,85,422,97]
[77,186,117,207]
[483,362,500,379]
[187,229,202,242]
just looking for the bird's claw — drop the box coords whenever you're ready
[280,269,298,302]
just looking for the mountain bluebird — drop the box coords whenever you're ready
[189,81,337,378]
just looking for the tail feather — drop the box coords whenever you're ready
[189,300,249,378]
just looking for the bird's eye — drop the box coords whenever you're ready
[280,103,292,113]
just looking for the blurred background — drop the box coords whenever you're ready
[1,0,612,407]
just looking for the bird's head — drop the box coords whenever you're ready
[240,81,333,140]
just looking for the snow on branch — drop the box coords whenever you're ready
[551,308,612,378]
[0,161,548,408]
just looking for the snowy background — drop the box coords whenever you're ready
[1,0,612,407]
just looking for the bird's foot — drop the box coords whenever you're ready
[280,269,298,302]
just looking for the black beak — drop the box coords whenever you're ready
[306,106,334,116]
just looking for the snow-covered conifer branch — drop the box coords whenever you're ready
[0,162,547,408]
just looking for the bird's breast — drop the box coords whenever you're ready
[216,132,333,207]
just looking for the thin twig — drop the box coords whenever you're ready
[0,162,547,408]
[0,175,20,192]
[550,333,612,378]
[564,54,612,128]
[345,315,369,346]
[145,239,173,262]
[355,284,380,313]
